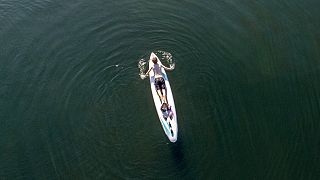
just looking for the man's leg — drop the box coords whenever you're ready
[161,88,168,104]
[156,89,164,102]
[155,80,163,102]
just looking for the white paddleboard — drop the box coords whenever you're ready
[149,52,178,142]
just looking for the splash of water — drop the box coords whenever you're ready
[138,58,147,79]
[156,50,175,70]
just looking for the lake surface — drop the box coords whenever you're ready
[1,0,320,179]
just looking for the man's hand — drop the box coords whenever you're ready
[170,64,175,70]
[140,74,147,79]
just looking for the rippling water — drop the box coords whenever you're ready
[1,0,320,179]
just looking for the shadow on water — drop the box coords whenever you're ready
[169,139,190,178]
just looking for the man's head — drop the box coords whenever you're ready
[152,57,158,64]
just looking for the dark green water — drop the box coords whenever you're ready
[1,0,320,179]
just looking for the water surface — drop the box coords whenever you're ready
[1,0,320,179]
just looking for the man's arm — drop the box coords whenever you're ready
[145,67,153,76]
[161,64,174,71]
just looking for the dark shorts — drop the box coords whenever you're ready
[155,77,165,90]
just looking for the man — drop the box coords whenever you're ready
[145,57,174,104]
